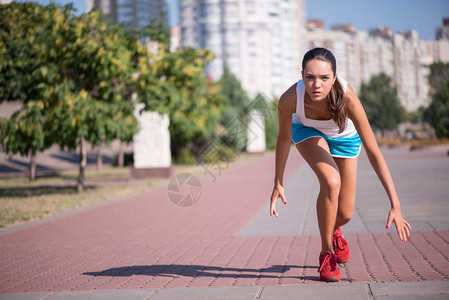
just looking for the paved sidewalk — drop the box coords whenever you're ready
[1,281,448,299]
[1,146,448,299]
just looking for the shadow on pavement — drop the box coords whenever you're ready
[83,264,320,281]
[51,153,117,166]
[0,152,118,177]
[0,165,23,173]
[7,159,55,172]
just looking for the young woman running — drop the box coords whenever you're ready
[269,47,411,282]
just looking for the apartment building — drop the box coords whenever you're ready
[86,0,169,28]
[179,0,306,98]
[435,18,449,63]
[307,20,449,112]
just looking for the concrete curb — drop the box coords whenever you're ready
[1,281,448,299]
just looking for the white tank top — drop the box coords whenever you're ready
[292,76,358,139]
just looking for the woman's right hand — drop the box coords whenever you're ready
[270,184,287,218]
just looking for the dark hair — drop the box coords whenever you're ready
[302,48,347,133]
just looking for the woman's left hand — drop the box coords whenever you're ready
[386,208,412,242]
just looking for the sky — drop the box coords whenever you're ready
[13,0,449,41]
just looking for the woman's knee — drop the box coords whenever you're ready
[337,210,353,224]
[320,176,341,196]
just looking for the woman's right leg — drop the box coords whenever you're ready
[296,137,341,254]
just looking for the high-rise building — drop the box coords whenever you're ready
[435,18,449,63]
[307,21,448,112]
[86,0,169,28]
[436,18,449,40]
[85,0,111,14]
[179,0,306,98]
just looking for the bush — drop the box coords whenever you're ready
[175,148,197,165]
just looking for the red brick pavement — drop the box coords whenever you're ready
[1,151,448,294]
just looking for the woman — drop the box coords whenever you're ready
[270,48,411,282]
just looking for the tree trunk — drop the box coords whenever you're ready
[96,144,103,172]
[77,138,87,193]
[29,150,36,181]
[118,142,124,167]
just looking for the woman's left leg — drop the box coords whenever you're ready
[332,156,358,263]
[333,157,358,230]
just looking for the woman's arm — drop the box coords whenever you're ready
[346,85,411,242]
[270,84,296,217]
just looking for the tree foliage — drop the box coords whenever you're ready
[424,62,449,138]
[258,95,279,150]
[0,2,227,186]
[52,10,139,148]
[0,2,75,180]
[1,4,141,188]
[218,65,250,152]
[427,62,449,96]
[358,73,405,134]
[0,2,72,102]
[136,42,227,159]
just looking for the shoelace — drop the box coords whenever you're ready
[318,253,334,273]
[333,235,347,251]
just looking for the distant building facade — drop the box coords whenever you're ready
[179,0,306,98]
[436,18,449,40]
[85,0,111,14]
[86,0,169,28]
[307,19,449,112]
[435,18,449,63]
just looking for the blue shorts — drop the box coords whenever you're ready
[292,122,362,158]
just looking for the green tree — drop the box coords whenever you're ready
[1,2,227,187]
[260,96,279,150]
[427,62,449,96]
[136,42,227,161]
[424,62,449,138]
[0,102,50,180]
[218,65,250,152]
[0,4,139,189]
[51,10,139,192]
[359,73,405,134]
[0,2,74,180]
[265,98,279,150]
[142,14,171,46]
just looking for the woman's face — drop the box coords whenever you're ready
[302,59,336,101]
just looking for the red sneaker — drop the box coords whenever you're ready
[318,251,341,282]
[333,228,350,263]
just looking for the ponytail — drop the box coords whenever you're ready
[328,78,347,133]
